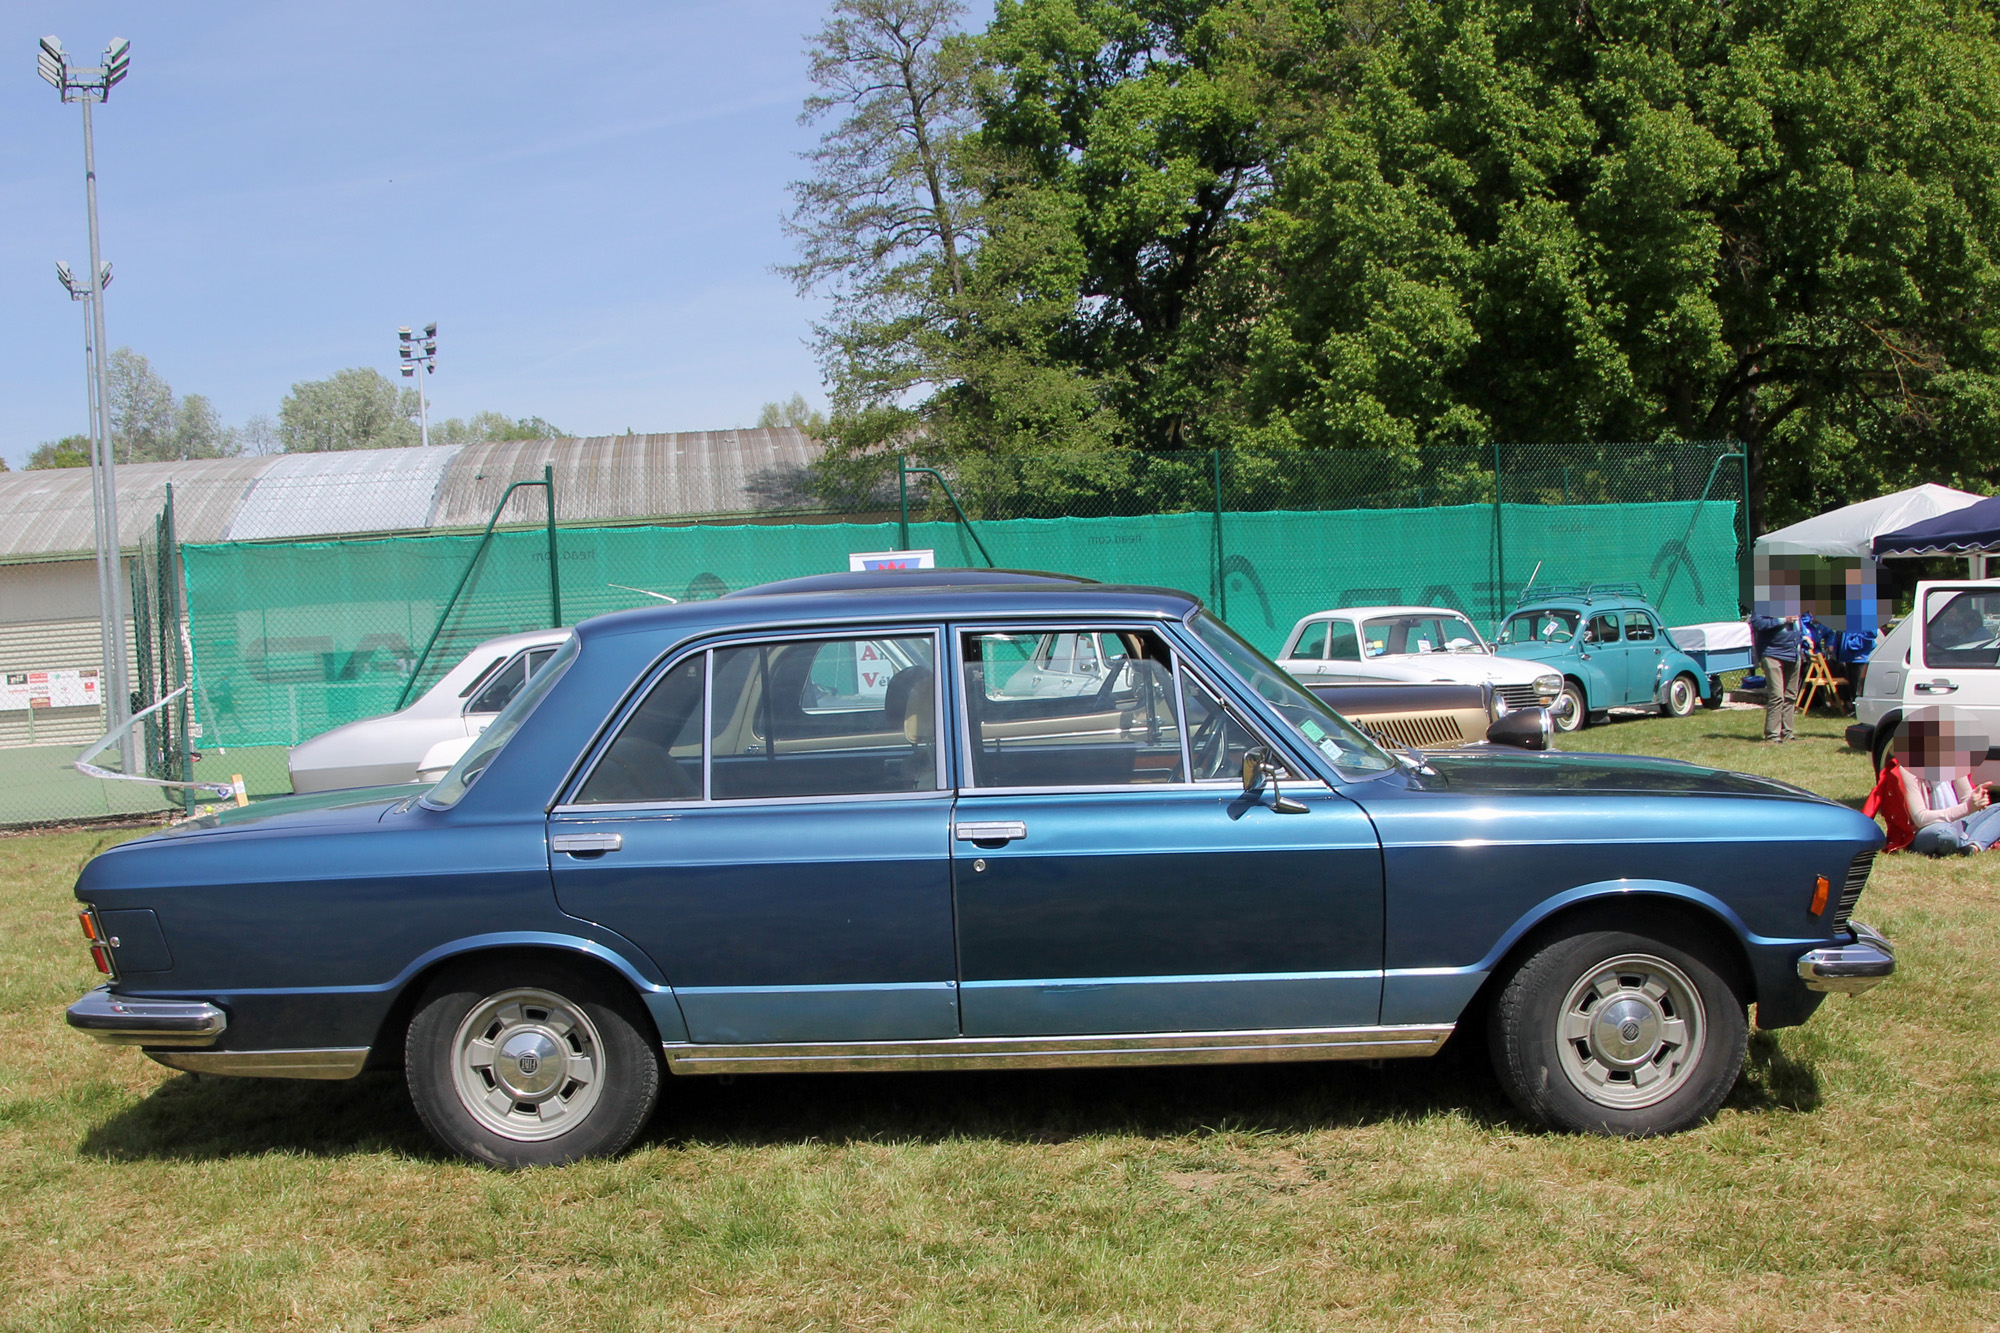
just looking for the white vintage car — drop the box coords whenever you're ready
[287,628,572,793]
[1276,605,1565,715]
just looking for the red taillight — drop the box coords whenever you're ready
[89,942,114,975]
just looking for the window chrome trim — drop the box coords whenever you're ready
[553,787,955,817]
[563,624,947,809]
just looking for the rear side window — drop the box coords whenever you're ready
[1623,611,1656,642]
[962,628,1183,788]
[1925,591,2000,668]
[573,634,941,805]
[1326,621,1362,661]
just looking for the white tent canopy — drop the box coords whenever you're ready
[1754,483,1985,559]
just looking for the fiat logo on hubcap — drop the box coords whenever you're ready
[516,1052,541,1076]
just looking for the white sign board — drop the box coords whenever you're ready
[848,549,936,572]
[0,668,101,711]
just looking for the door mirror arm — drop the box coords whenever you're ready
[1241,746,1309,814]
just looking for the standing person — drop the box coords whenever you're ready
[1747,609,1803,742]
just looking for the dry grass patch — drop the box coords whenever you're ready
[1,714,1995,1329]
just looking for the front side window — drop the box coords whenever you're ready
[426,636,579,809]
[1585,613,1621,644]
[962,628,1182,787]
[1181,670,1264,782]
[1498,610,1578,645]
[1925,590,2000,668]
[1186,612,1393,777]
[573,634,940,805]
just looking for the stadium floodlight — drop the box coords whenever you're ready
[40,33,136,771]
[396,320,440,443]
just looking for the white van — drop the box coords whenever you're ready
[1850,578,2000,772]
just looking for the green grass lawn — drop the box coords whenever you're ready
[1,706,1995,1329]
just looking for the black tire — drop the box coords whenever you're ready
[1488,918,1747,1137]
[1553,681,1588,733]
[1702,675,1724,709]
[1664,674,1699,718]
[406,956,661,1168]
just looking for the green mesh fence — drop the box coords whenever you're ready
[182,441,1744,750]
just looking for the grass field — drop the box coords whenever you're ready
[2,706,1995,1330]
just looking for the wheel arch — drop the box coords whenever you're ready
[1453,884,1757,1032]
[364,933,679,1070]
[1871,710,1903,772]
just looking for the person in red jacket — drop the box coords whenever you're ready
[1867,715,1999,855]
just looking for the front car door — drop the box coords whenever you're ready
[549,627,958,1044]
[1582,611,1627,704]
[1913,585,2000,785]
[947,621,1385,1037]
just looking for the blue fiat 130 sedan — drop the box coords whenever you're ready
[67,572,1893,1166]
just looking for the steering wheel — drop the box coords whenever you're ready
[1089,655,1132,711]
[1190,708,1230,780]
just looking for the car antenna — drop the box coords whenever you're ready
[609,584,678,603]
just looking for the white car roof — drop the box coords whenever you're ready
[419,626,574,705]
[1290,606,1480,627]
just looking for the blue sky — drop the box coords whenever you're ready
[1,1,848,468]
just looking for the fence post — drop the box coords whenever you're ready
[1491,441,1506,627]
[544,463,561,628]
[166,483,193,812]
[898,456,910,551]
[1738,444,1752,614]
[1210,449,1227,619]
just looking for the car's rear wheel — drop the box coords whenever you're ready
[1488,920,1746,1136]
[1664,673,1699,717]
[1553,681,1588,733]
[407,957,660,1167]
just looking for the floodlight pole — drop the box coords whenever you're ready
[398,323,438,446]
[60,269,116,748]
[44,35,135,772]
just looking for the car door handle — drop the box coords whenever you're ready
[955,821,1026,843]
[1915,680,1958,694]
[551,832,623,854]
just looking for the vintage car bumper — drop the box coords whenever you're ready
[1797,922,1896,995]
[66,986,227,1047]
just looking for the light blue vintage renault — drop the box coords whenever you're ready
[68,572,1891,1167]
[1494,584,1716,732]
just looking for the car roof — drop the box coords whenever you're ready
[575,575,1203,643]
[1511,597,1651,613]
[1298,605,1476,622]
[723,568,1092,598]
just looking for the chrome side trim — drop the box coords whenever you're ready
[66,986,226,1048]
[661,1023,1453,1075]
[1798,921,1896,995]
[146,1047,371,1080]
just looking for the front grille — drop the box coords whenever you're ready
[1361,713,1468,750]
[1834,851,1875,931]
[1497,683,1543,711]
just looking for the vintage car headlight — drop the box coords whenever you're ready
[1535,673,1562,702]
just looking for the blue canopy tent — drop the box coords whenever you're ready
[1874,494,2000,576]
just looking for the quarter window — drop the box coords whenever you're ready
[1924,591,2000,668]
[1180,671,1263,782]
[962,629,1183,788]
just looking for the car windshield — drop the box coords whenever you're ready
[1186,611,1394,778]
[1360,613,1488,656]
[424,635,578,809]
[1497,609,1579,645]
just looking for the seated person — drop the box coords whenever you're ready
[1865,716,2000,855]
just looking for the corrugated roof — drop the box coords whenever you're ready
[0,429,822,562]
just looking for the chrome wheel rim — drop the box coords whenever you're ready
[1554,953,1706,1109]
[451,987,605,1141]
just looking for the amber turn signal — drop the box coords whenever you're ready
[77,907,99,942]
[1810,874,1831,917]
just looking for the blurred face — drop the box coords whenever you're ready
[1898,710,1990,780]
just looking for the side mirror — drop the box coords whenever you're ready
[1241,746,1308,813]
[1486,707,1553,751]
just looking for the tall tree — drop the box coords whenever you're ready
[26,435,92,469]
[101,348,236,463]
[784,0,983,452]
[277,368,419,452]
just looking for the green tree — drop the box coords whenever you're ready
[102,348,237,463]
[27,435,92,469]
[428,412,567,445]
[784,0,983,453]
[755,395,831,434]
[278,368,419,452]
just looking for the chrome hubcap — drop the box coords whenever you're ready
[1555,953,1706,1109]
[451,987,605,1141]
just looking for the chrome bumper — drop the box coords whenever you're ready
[66,986,227,1047]
[1798,922,1896,995]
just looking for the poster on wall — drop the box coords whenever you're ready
[0,669,101,711]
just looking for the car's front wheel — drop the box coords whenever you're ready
[1488,919,1747,1136]
[407,957,661,1167]
[1552,681,1588,733]
[1664,673,1699,717]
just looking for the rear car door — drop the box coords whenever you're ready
[549,628,958,1044]
[1622,610,1665,702]
[947,623,1384,1037]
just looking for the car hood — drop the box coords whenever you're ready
[1415,749,1828,801]
[1490,643,1572,667]
[1287,654,1550,685]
